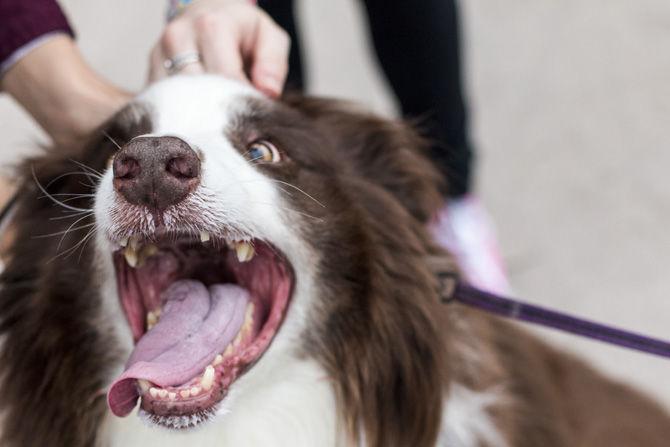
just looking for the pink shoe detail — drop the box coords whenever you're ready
[431,196,511,294]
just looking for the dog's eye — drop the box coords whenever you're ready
[246,140,281,164]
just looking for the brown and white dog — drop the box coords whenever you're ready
[0,75,669,446]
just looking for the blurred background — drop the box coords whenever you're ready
[1,0,669,407]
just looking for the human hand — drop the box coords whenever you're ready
[148,0,290,97]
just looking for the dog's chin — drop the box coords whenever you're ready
[106,232,294,430]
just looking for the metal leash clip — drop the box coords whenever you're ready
[436,271,459,304]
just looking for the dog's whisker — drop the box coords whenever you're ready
[44,171,101,190]
[49,212,93,221]
[244,200,323,222]
[69,159,104,178]
[269,180,326,208]
[102,130,123,151]
[32,167,93,213]
[209,179,326,210]
[42,193,95,198]
[47,222,97,263]
[75,226,98,262]
[55,213,96,250]
[33,223,94,240]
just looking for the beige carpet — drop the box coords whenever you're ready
[1,0,669,407]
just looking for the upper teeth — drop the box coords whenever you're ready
[121,235,256,267]
[123,246,138,268]
[235,241,255,263]
[147,310,160,330]
[123,242,158,269]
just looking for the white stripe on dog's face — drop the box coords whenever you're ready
[96,75,298,254]
[94,76,327,440]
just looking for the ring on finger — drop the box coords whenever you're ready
[164,51,201,75]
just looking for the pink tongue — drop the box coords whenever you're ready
[107,279,249,417]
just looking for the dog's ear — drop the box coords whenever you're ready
[285,96,446,223]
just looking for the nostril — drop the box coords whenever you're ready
[166,156,199,180]
[112,136,200,210]
[114,157,141,180]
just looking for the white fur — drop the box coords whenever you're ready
[100,359,342,447]
[438,385,508,447]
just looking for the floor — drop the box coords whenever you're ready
[1,0,669,407]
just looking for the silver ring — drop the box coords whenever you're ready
[163,51,201,75]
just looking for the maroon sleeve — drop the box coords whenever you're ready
[0,0,75,66]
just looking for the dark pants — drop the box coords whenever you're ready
[258,0,473,198]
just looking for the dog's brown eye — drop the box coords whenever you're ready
[246,140,281,164]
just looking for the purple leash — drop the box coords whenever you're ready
[437,272,670,360]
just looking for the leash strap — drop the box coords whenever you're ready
[438,272,670,360]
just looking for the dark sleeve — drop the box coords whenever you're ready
[0,0,75,67]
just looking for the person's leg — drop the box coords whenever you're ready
[360,0,471,198]
[257,0,305,92]
[361,0,510,292]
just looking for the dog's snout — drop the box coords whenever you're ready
[112,136,200,210]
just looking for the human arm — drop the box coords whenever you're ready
[0,0,130,148]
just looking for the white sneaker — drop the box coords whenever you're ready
[431,195,511,294]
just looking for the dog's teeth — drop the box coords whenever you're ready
[232,330,243,348]
[119,237,129,247]
[180,389,191,399]
[168,392,177,401]
[146,310,160,330]
[213,354,223,366]
[235,241,255,263]
[124,247,138,268]
[201,366,215,391]
[199,231,210,243]
[223,344,234,357]
[129,236,141,251]
[158,389,168,399]
[244,303,254,330]
[138,379,151,393]
[149,387,159,398]
[190,386,201,397]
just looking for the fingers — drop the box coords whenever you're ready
[149,19,204,82]
[148,45,167,83]
[249,15,290,97]
[148,1,291,97]
[195,14,247,83]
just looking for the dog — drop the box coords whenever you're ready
[0,75,669,446]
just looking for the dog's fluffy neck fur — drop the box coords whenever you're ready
[1,77,669,447]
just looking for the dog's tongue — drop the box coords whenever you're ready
[107,279,249,417]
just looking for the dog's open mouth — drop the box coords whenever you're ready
[106,232,293,429]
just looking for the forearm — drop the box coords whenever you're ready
[1,35,130,148]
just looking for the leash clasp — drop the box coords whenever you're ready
[436,271,459,304]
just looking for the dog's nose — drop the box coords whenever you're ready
[113,136,200,210]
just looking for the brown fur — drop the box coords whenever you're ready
[0,94,668,447]
[0,106,151,446]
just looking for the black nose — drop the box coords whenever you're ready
[113,136,200,210]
